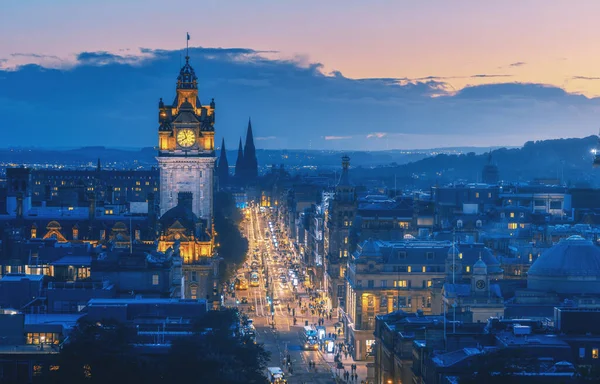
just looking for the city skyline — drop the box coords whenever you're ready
[2,1,600,149]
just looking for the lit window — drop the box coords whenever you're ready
[68,207,74,211]
[152,274,159,286]
[466,266,471,273]
[422,266,426,273]
[394,280,408,288]
[519,223,525,229]
[475,192,479,198]
[508,223,517,230]
[529,254,533,263]
[343,250,348,257]
[488,193,492,198]
[344,221,349,227]
[145,182,150,186]
[593,348,599,359]
[407,266,412,273]
[459,253,463,259]
[136,181,141,186]
[344,237,348,244]
[510,212,515,218]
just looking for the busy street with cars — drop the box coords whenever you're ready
[222,204,364,384]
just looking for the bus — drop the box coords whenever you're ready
[266,367,286,383]
[301,326,318,350]
[250,272,260,287]
[235,278,249,290]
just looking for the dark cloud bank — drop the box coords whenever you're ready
[0,48,598,150]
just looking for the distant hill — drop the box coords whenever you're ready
[352,136,600,188]
[0,146,496,170]
[1,138,598,188]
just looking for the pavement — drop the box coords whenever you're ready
[227,205,372,384]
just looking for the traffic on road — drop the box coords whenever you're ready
[221,203,348,384]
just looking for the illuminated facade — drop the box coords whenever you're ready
[155,55,218,301]
[157,55,216,222]
[157,192,216,300]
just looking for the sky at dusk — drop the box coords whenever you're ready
[2,0,600,150]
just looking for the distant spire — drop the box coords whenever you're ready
[338,155,351,186]
[235,137,245,179]
[217,138,229,187]
[243,118,258,181]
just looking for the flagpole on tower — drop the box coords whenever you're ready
[186,32,190,57]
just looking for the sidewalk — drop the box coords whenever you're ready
[292,289,370,384]
[318,317,369,384]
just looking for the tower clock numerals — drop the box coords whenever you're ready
[476,279,486,290]
[177,129,196,148]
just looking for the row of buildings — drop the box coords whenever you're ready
[270,154,600,382]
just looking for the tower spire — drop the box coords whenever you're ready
[235,137,245,180]
[217,138,229,187]
[243,118,258,181]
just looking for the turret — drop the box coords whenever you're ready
[471,256,489,294]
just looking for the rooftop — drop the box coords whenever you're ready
[1,274,44,282]
[88,298,207,306]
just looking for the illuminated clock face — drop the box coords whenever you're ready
[476,279,486,290]
[177,129,196,148]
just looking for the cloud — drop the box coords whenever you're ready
[410,74,512,81]
[1,46,598,150]
[509,62,527,67]
[11,53,62,60]
[470,74,512,78]
[367,132,387,139]
[572,76,600,81]
[76,50,154,66]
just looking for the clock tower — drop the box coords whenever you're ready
[471,257,489,295]
[157,55,216,224]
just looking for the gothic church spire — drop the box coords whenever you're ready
[217,138,229,187]
[235,137,244,179]
[243,118,258,180]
